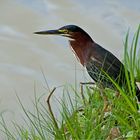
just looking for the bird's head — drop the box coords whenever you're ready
[34,25,92,41]
[34,25,94,65]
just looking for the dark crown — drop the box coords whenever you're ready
[59,25,84,32]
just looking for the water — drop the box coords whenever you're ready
[0,0,140,138]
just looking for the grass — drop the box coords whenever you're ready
[0,25,140,140]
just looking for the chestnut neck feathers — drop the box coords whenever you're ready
[69,32,94,66]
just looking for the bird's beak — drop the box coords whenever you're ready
[34,29,72,38]
[34,29,61,35]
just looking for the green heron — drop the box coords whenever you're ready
[34,25,140,101]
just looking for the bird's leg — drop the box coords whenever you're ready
[80,82,95,105]
[101,90,108,112]
[46,87,58,129]
[103,94,109,112]
[99,86,110,112]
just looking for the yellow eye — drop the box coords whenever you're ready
[59,29,69,34]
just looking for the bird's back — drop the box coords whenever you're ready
[86,43,128,89]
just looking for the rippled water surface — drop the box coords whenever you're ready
[0,0,140,137]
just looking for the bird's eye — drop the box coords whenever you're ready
[59,29,69,34]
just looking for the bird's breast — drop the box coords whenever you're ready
[69,39,95,66]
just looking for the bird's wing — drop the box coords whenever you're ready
[93,43,125,79]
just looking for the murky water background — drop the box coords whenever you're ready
[0,0,140,137]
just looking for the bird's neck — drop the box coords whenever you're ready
[69,35,94,66]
